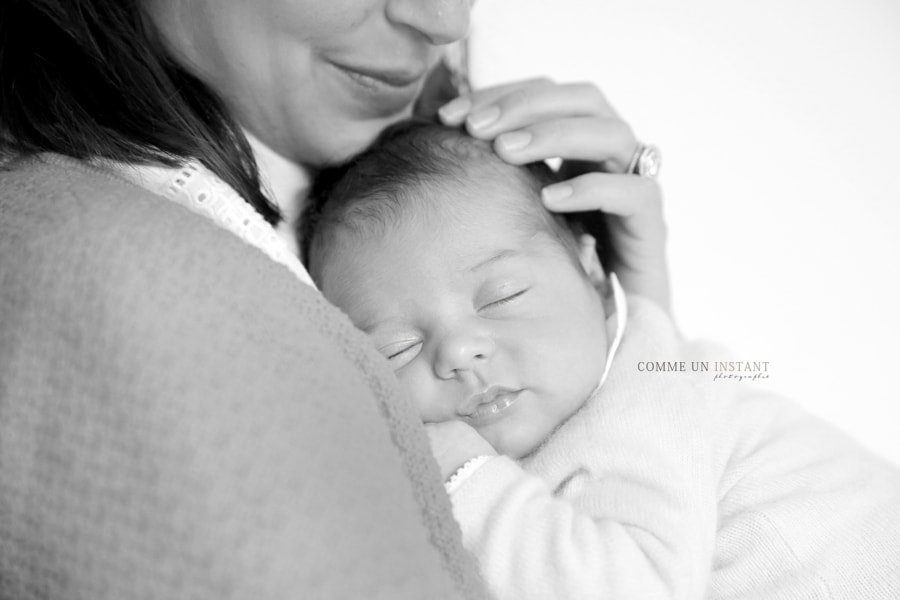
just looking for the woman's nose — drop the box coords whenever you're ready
[433,330,494,380]
[386,0,472,46]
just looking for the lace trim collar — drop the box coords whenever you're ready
[111,160,316,289]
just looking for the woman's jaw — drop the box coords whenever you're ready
[144,0,472,167]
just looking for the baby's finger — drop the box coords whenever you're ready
[541,171,662,217]
[493,116,636,171]
[438,78,552,126]
[465,82,620,139]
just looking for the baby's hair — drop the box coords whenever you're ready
[302,119,603,283]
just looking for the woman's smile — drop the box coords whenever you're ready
[147,0,471,164]
[326,57,430,116]
[328,58,429,88]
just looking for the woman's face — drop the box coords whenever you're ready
[145,0,471,166]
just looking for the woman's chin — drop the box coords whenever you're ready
[303,114,411,167]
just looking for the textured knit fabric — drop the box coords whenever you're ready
[0,154,488,600]
[450,295,900,600]
[112,159,316,288]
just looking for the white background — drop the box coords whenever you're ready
[470,0,900,465]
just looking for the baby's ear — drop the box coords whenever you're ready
[576,233,606,286]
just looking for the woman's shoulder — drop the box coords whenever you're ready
[0,155,485,600]
[1,154,304,302]
[0,152,338,373]
[2,154,243,257]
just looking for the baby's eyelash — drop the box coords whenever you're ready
[383,340,422,371]
[485,289,528,309]
[387,345,414,360]
[380,340,422,363]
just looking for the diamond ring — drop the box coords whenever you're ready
[626,144,662,178]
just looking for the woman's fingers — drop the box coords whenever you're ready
[543,171,670,311]
[440,80,618,130]
[541,171,662,217]
[438,78,553,125]
[439,78,672,314]
[466,82,619,137]
[440,80,638,171]
[493,116,636,171]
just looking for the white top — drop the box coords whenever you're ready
[448,295,900,600]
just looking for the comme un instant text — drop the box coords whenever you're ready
[637,361,771,373]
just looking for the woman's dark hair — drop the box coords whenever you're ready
[0,0,279,224]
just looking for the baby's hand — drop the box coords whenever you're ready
[425,421,497,482]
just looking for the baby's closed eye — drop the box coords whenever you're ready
[477,288,530,313]
[377,338,422,369]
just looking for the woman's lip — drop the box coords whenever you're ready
[327,59,427,117]
[329,60,427,89]
[465,388,523,424]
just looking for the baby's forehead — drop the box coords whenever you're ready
[330,161,573,267]
[350,182,564,270]
[306,123,576,279]
[364,179,574,273]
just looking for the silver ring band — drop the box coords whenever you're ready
[627,144,662,178]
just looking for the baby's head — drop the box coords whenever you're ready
[306,121,614,458]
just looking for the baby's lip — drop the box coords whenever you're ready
[463,385,523,423]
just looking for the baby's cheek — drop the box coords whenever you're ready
[543,318,607,400]
[574,322,609,385]
[396,365,445,423]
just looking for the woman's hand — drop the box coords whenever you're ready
[425,421,497,482]
[439,79,670,315]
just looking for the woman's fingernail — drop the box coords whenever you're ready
[438,97,471,123]
[467,105,501,130]
[498,131,532,152]
[542,184,574,205]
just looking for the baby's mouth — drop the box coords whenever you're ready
[465,386,523,423]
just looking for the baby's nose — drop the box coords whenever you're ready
[433,331,494,380]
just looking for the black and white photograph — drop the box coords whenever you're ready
[2,1,898,598]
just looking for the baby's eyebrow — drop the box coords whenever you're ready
[468,249,519,273]
[357,311,409,335]
[358,317,391,334]
[340,298,394,334]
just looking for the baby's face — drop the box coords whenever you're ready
[319,183,610,459]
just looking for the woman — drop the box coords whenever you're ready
[0,1,668,598]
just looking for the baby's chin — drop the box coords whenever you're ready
[499,438,545,461]
[489,377,604,461]
[484,413,575,461]
[495,427,566,461]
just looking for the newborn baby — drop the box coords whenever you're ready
[304,120,900,600]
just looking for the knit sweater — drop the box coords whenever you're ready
[0,154,488,600]
[450,295,900,600]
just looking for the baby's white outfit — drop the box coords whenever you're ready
[449,295,900,600]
